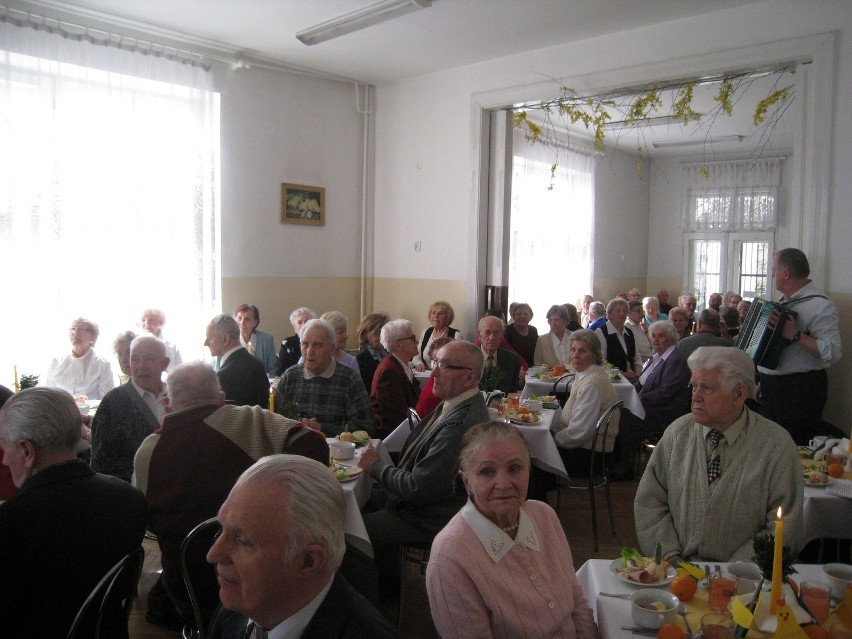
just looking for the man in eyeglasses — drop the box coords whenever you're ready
[355,340,489,602]
[634,346,803,563]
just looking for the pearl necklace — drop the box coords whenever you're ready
[501,522,519,533]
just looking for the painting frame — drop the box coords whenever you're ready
[281,183,325,226]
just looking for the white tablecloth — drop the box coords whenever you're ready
[382,410,569,478]
[522,375,646,420]
[575,559,826,638]
[326,438,392,558]
[802,482,852,545]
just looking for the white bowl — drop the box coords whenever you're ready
[522,399,543,413]
[77,403,91,416]
[728,562,763,595]
[329,441,355,460]
[823,563,852,600]
[487,407,501,421]
[630,588,679,629]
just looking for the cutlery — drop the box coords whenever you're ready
[621,626,658,636]
[677,602,693,636]
[600,592,632,599]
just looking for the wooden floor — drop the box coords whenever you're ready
[127,479,641,639]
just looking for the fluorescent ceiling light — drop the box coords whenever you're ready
[601,114,703,131]
[651,135,745,149]
[296,0,432,46]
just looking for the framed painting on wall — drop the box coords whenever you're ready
[281,183,324,226]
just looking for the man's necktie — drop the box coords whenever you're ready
[245,622,268,639]
[707,430,722,484]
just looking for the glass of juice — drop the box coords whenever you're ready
[708,570,737,614]
[800,581,831,623]
[701,613,735,639]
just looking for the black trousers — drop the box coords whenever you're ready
[758,369,828,442]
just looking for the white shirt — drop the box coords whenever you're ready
[304,358,337,380]
[596,320,642,371]
[627,318,651,362]
[218,344,243,368]
[44,348,115,400]
[131,379,167,423]
[549,331,571,366]
[392,353,414,382]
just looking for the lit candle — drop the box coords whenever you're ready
[13,365,19,393]
[268,387,275,413]
[771,506,784,613]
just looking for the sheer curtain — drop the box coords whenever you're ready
[0,18,219,387]
[509,130,594,333]
[682,159,781,231]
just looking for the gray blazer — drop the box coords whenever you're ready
[368,391,489,533]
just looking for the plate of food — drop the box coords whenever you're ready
[505,412,543,425]
[336,430,371,447]
[804,471,830,487]
[332,465,364,482]
[530,394,560,409]
[609,547,676,586]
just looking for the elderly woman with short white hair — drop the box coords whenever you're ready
[276,306,316,375]
[370,319,421,435]
[319,311,359,370]
[642,296,668,325]
[45,317,115,400]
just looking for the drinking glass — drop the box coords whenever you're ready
[800,581,831,623]
[708,570,737,613]
[701,613,735,639]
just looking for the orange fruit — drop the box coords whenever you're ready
[658,623,685,639]
[671,574,698,601]
[827,463,845,478]
[803,624,832,639]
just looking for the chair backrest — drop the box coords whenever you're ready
[407,407,421,430]
[67,545,144,639]
[550,373,575,407]
[180,517,222,639]
[587,400,623,478]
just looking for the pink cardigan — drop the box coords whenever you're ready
[426,500,597,639]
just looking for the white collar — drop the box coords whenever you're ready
[304,358,336,380]
[658,344,676,361]
[461,499,540,563]
[219,344,243,367]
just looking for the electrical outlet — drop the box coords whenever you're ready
[414,241,422,252]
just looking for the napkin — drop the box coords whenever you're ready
[747,583,814,632]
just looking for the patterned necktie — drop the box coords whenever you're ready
[245,622,268,639]
[707,430,723,484]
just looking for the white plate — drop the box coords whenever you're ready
[505,414,543,425]
[608,558,677,587]
[334,466,364,482]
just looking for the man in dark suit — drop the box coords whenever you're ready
[357,340,489,600]
[678,308,733,361]
[370,318,420,435]
[476,315,522,393]
[206,314,269,408]
[206,455,399,639]
[0,387,147,639]
[91,334,168,481]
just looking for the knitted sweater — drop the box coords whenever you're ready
[553,365,620,452]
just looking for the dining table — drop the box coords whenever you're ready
[326,437,393,558]
[802,479,852,547]
[575,558,833,638]
[382,407,569,478]
[522,372,646,420]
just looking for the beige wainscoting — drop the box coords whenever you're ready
[372,277,470,339]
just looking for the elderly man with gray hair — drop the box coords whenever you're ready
[133,362,328,631]
[677,308,733,361]
[370,319,421,435]
[206,455,399,638]
[205,314,270,408]
[634,346,803,563]
[274,319,375,437]
[0,387,147,639]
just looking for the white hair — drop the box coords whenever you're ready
[381,319,413,351]
[688,346,756,395]
[300,319,335,345]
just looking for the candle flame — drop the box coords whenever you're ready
[776,506,783,519]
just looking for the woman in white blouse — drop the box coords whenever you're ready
[45,317,114,400]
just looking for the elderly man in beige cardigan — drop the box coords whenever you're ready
[634,346,803,562]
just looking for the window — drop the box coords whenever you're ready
[0,20,219,381]
[509,131,594,333]
[682,159,780,305]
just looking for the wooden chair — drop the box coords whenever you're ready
[67,546,144,639]
[180,517,221,639]
[397,542,432,631]
[556,400,623,552]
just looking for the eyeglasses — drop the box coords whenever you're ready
[396,335,417,343]
[434,360,473,372]
[69,326,93,333]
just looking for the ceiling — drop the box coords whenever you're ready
[11,0,794,157]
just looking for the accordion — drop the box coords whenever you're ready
[736,298,798,369]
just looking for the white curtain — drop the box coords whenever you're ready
[682,159,781,231]
[0,18,219,387]
[509,130,594,333]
